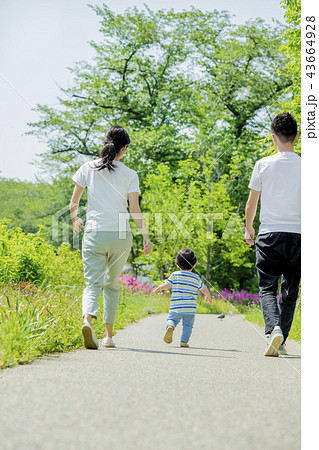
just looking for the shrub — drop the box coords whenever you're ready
[0,221,82,287]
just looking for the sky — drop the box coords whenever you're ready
[0,0,287,182]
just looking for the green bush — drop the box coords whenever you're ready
[0,221,82,287]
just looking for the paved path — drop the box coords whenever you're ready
[0,314,300,450]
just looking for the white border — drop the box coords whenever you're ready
[301,0,319,447]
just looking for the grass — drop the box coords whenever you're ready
[244,299,301,342]
[0,283,301,369]
[0,283,170,369]
[197,295,301,342]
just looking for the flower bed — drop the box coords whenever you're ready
[119,272,154,295]
[216,289,280,306]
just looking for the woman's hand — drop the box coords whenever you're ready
[128,193,152,255]
[70,185,85,233]
[72,217,84,234]
[143,236,152,255]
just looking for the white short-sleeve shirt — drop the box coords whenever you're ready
[72,159,140,232]
[249,152,301,234]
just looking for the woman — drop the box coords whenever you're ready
[70,125,152,349]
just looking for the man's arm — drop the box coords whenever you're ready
[245,189,260,245]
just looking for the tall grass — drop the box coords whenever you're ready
[244,299,301,342]
[0,283,169,369]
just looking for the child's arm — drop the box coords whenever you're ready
[245,189,260,245]
[128,192,152,255]
[200,286,212,304]
[70,184,85,234]
[152,283,171,294]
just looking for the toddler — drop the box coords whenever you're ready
[152,248,211,347]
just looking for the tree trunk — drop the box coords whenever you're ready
[206,242,212,284]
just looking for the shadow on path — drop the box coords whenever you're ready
[189,346,241,353]
[106,347,235,359]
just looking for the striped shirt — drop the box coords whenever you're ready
[164,270,205,315]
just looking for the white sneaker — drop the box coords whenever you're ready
[264,326,284,357]
[82,321,99,350]
[101,337,115,348]
[278,344,287,355]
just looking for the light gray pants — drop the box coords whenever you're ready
[81,231,132,324]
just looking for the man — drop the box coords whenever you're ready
[245,112,301,357]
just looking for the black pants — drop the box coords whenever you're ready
[255,232,301,343]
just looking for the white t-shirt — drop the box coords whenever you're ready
[72,159,140,232]
[249,152,301,234]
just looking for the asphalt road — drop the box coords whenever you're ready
[0,314,301,450]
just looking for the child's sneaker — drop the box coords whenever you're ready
[278,344,287,355]
[180,342,189,348]
[101,337,115,348]
[82,321,99,349]
[164,326,174,344]
[264,326,284,357]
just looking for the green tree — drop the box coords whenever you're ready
[0,177,86,247]
[279,0,301,152]
[138,162,254,290]
[28,7,291,189]
[28,6,195,185]
[25,6,293,289]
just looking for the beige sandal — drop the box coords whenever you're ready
[164,326,174,344]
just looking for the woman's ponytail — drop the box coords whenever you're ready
[97,141,117,172]
[95,125,130,172]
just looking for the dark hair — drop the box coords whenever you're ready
[95,125,130,172]
[270,112,298,143]
[176,248,197,270]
